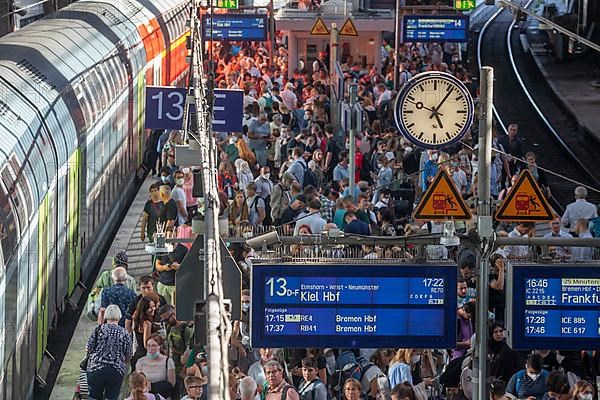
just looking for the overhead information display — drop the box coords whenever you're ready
[510,265,600,350]
[403,16,469,42]
[202,14,268,41]
[252,264,457,348]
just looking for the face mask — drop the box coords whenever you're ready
[262,173,270,180]
[242,303,250,312]
[377,163,384,169]
[578,394,593,400]
[161,176,170,183]
[230,137,238,144]
[411,355,421,364]
[346,143,350,149]
[555,354,564,364]
[147,351,160,360]
[244,113,250,119]
[381,197,389,204]
[527,372,540,381]
[431,153,439,161]
[175,178,184,186]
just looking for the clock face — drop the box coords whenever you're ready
[393,72,474,149]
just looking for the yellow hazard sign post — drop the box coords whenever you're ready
[495,169,554,222]
[339,17,358,36]
[310,17,330,35]
[413,170,471,221]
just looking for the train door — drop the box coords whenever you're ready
[67,150,81,294]
[36,192,49,368]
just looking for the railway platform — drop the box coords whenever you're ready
[50,177,154,399]
[524,5,600,143]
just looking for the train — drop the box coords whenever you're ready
[0,0,189,396]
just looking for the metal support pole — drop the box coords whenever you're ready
[393,0,405,91]
[473,66,494,400]
[207,293,221,400]
[329,22,340,129]
[348,84,358,198]
[270,0,276,62]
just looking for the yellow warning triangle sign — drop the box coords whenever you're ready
[413,170,471,221]
[310,17,330,35]
[495,169,554,222]
[339,17,358,36]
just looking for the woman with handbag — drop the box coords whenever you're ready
[85,305,132,400]
[135,334,176,399]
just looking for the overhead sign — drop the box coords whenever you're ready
[213,89,244,133]
[251,263,457,348]
[339,17,358,36]
[403,15,469,42]
[145,86,186,130]
[202,14,268,41]
[413,170,471,221]
[495,169,553,222]
[216,0,238,8]
[310,17,329,35]
[508,265,600,350]
[454,0,476,10]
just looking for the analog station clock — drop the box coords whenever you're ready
[393,71,475,149]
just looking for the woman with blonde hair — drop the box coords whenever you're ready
[572,380,594,400]
[125,371,166,400]
[388,349,415,387]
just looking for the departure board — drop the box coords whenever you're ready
[510,265,600,350]
[251,264,457,348]
[202,14,268,41]
[403,16,469,42]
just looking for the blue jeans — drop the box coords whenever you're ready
[87,366,123,400]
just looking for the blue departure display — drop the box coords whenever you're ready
[202,14,268,41]
[403,16,469,42]
[511,266,600,350]
[252,264,457,348]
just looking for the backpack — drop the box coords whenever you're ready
[251,195,272,226]
[299,379,330,400]
[261,382,298,400]
[333,351,376,399]
[589,217,600,237]
[439,355,467,389]
[302,160,319,189]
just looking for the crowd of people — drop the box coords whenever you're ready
[79,29,600,400]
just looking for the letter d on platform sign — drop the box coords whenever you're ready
[145,86,187,130]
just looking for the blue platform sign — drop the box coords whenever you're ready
[213,89,243,133]
[403,15,469,42]
[202,14,268,41]
[510,265,600,350]
[145,86,187,130]
[251,264,457,348]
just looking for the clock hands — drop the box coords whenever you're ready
[406,99,444,116]
[429,87,453,120]
[432,111,444,129]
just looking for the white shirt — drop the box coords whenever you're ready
[452,169,468,193]
[570,231,594,261]
[504,228,530,258]
[171,186,187,226]
[376,89,392,106]
[293,211,326,236]
[561,199,597,229]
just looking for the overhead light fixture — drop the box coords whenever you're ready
[440,220,460,247]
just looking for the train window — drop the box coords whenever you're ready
[109,57,124,93]
[92,68,109,113]
[8,156,32,221]
[101,60,117,102]
[73,84,92,131]
[82,75,99,123]
[0,182,17,262]
[0,165,26,236]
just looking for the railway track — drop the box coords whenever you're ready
[477,4,600,210]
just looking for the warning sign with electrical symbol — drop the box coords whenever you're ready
[413,170,471,221]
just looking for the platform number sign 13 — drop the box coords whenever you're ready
[145,86,187,130]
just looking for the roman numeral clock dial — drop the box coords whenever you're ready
[393,72,475,150]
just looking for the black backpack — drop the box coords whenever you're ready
[302,160,319,189]
[251,196,272,226]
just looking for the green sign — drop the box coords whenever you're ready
[216,0,238,8]
[454,0,475,10]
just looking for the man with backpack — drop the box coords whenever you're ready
[263,360,300,400]
[506,353,549,400]
[286,147,309,186]
[298,357,328,400]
